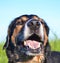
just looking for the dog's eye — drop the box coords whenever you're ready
[16,21,25,25]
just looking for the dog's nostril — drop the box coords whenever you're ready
[27,20,40,27]
[27,21,33,27]
[36,21,40,26]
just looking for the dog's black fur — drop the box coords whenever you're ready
[45,51,60,63]
[3,15,60,63]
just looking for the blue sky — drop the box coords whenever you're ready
[0,0,60,42]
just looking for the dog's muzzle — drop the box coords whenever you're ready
[27,19,40,31]
[16,19,44,56]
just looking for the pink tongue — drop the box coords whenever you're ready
[24,40,40,49]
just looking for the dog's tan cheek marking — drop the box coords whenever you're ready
[39,18,48,46]
[41,22,48,46]
[42,25,48,46]
[44,27,48,46]
[11,25,23,46]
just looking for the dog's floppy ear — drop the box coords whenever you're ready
[3,35,9,49]
[3,20,16,49]
[3,26,11,49]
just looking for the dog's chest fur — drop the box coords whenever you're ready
[15,56,42,63]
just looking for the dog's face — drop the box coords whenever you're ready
[4,15,49,57]
[15,18,44,56]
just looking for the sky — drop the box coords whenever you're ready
[0,0,60,42]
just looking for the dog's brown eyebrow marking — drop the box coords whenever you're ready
[21,16,28,21]
[33,16,39,20]
[16,16,28,23]
[32,16,44,24]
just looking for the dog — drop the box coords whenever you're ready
[3,14,60,63]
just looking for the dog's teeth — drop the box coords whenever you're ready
[24,41,26,45]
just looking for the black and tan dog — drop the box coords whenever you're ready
[3,15,60,63]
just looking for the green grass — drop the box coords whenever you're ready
[0,42,8,63]
[50,39,60,51]
[0,39,60,63]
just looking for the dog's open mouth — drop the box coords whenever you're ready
[24,40,40,49]
[17,34,44,56]
[24,34,43,50]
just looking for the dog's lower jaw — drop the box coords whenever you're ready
[12,49,45,63]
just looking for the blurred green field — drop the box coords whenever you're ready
[0,42,8,63]
[0,39,60,63]
[50,39,60,51]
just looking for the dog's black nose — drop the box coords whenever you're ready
[27,20,40,30]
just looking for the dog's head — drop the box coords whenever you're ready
[3,15,49,56]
